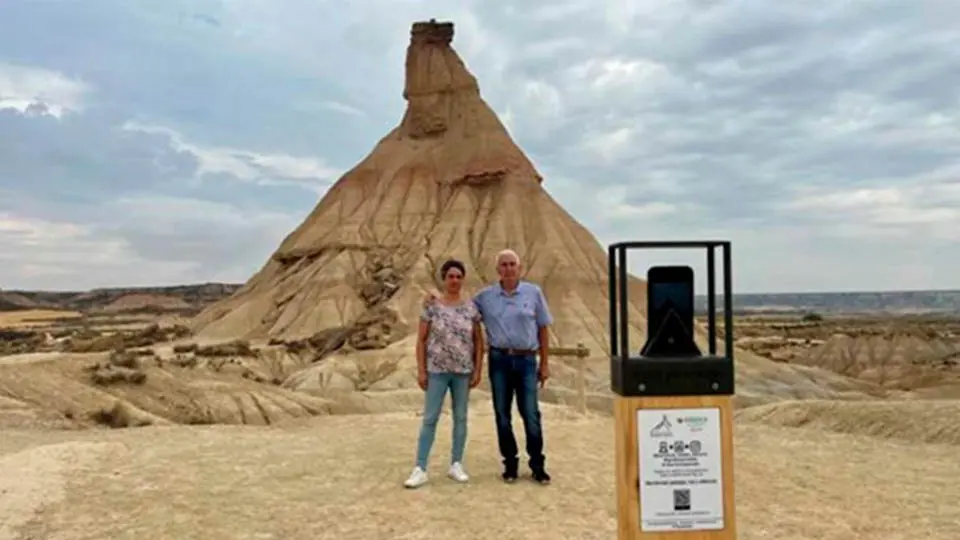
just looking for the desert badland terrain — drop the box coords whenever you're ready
[1,20,959,540]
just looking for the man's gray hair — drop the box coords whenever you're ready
[495,249,520,265]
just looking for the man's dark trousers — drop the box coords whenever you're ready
[487,347,545,472]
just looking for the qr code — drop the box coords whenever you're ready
[673,488,691,511]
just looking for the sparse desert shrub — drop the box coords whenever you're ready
[195,340,255,357]
[66,332,121,353]
[64,323,194,353]
[802,312,823,322]
[108,349,141,369]
[169,401,219,425]
[63,408,75,420]
[90,401,153,428]
[173,343,198,354]
[89,365,147,386]
[169,354,198,368]
[0,329,35,340]
[167,324,192,338]
[241,368,271,384]
[0,329,44,355]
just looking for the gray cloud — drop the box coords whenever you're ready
[0,0,958,291]
[0,93,315,288]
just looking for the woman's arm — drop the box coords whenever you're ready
[470,321,484,387]
[417,319,430,372]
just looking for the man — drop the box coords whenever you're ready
[425,249,554,484]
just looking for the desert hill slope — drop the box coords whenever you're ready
[0,338,875,431]
[189,20,648,359]
[0,283,239,314]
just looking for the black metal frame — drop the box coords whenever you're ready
[607,240,736,397]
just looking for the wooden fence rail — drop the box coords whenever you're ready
[480,342,593,414]
[548,342,590,415]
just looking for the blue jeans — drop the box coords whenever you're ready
[488,348,545,471]
[415,372,471,469]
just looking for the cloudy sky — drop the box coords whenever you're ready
[1,0,959,293]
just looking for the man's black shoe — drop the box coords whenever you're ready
[531,469,551,485]
[502,468,518,483]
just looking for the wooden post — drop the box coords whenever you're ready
[575,341,587,415]
[614,395,736,539]
[606,240,737,539]
[526,343,592,412]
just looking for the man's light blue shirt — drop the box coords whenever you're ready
[472,280,553,351]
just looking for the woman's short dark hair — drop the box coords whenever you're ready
[440,259,466,279]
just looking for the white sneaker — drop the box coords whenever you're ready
[404,467,428,488]
[447,462,469,483]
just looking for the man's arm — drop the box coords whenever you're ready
[534,286,554,327]
[534,287,553,383]
[537,325,549,367]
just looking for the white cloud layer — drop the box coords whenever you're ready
[122,122,341,190]
[0,62,90,117]
[0,0,958,292]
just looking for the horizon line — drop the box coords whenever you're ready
[3,282,960,297]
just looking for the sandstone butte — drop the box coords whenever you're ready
[190,20,868,401]
[191,20,649,356]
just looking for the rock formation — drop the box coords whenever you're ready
[191,19,650,360]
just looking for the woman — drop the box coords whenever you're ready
[404,259,484,489]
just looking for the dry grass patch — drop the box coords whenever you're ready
[0,310,82,328]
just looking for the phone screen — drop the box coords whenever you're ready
[650,281,694,330]
[642,266,699,357]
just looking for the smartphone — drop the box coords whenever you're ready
[648,266,695,331]
[641,265,699,356]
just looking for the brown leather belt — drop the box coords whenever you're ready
[491,347,537,356]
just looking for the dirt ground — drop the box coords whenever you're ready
[2,405,958,540]
[2,309,959,539]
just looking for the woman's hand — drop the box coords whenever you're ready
[418,370,428,391]
[421,290,440,309]
[469,369,482,388]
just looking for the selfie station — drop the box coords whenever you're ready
[608,241,737,540]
